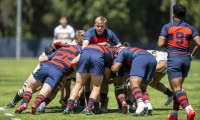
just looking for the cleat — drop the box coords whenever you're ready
[85,108,93,115]
[30,104,37,114]
[63,106,71,114]
[93,108,101,114]
[134,102,145,116]
[38,102,46,113]
[145,109,153,116]
[100,106,108,113]
[165,95,173,106]
[122,102,128,114]
[128,105,136,113]
[118,108,122,113]
[166,114,178,120]
[187,109,196,120]
[15,103,28,113]
[4,102,15,109]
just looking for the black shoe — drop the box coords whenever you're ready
[93,109,101,114]
[4,102,15,109]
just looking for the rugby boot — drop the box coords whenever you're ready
[15,103,28,113]
[166,114,178,120]
[187,109,196,120]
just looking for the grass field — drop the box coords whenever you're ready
[0,58,199,120]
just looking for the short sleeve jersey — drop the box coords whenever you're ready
[83,27,121,46]
[54,25,75,43]
[160,20,199,54]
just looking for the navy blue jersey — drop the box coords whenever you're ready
[84,44,114,68]
[115,47,147,66]
[160,20,199,54]
[83,27,120,45]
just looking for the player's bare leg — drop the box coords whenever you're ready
[85,75,103,115]
[30,83,52,114]
[129,76,146,116]
[63,73,89,114]
[15,75,42,113]
[167,77,195,120]
[149,72,173,106]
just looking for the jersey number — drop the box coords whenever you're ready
[175,32,184,45]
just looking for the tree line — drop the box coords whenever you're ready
[0,0,200,43]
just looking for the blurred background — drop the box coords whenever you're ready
[0,0,200,58]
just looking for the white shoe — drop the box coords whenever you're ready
[134,102,145,116]
[165,95,173,106]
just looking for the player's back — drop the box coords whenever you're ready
[49,45,81,71]
[164,20,197,54]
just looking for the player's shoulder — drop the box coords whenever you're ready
[86,27,95,32]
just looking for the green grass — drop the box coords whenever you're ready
[0,58,199,120]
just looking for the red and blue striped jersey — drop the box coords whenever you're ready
[48,45,81,71]
[160,20,199,54]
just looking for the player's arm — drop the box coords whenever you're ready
[39,52,55,63]
[158,36,167,48]
[114,43,122,48]
[156,60,166,72]
[82,40,89,48]
[71,54,81,71]
[39,52,49,63]
[97,42,110,46]
[191,36,200,58]
[111,62,123,73]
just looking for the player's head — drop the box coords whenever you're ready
[173,4,186,19]
[59,15,68,27]
[94,16,107,35]
[74,30,85,46]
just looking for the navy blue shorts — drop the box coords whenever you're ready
[167,54,190,80]
[33,63,65,90]
[129,53,157,82]
[77,49,104,76]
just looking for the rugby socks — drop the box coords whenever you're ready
[67,99,75,110]
[126,100,132,106]
[12,92,23,105]
[100,93,108,107]
[79,93,86,107]
[132,86,143,104]
[22,91,32,104]
[173,95,180,111]
[44,98,51,105]
[87,98,95,110]
[142,92,152,110]
[175,90,189,109]
[33,94,45,108]
[85,92,91,104]
[164,88,173,97]
[94,102,100,110]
